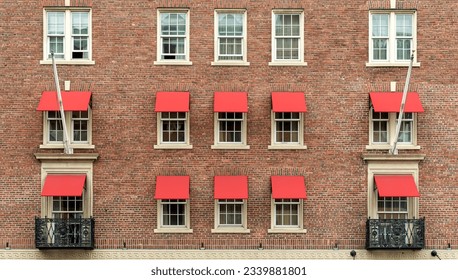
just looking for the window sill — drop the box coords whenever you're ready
[154,228,193,234]
[39,144,95,149]
[154,144,193,149]
[211,144,250,150]
[40,60,95,65]
[268,144,307,150]
[269,61,307,67]
[366,61,421,67]
[211,61,250,67]
[154,61,193,66]
[268,228,307,234]
[365,144,421,150]
[211,228,251,234]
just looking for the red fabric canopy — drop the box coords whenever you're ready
[214,176,248,199]
[214,92,248,112]
[374,175,420,197]
[271,92,307,112]
[41,174,86,196]
[370,92,424,113]
[271,176,307,199]
[154,176,190,199]
[36,91,91,111]
[154,92,190,112]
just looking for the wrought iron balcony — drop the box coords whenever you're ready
[35,217,95,249]
[366,218,425,250]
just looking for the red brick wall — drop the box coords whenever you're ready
[1,0,458,250]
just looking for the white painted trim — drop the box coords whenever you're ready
[213,199,249,233]
[271,10,306,65]
[155,199,192,233]
[269,199,305,232]
[270,111,306,149]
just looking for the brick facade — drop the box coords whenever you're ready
[1,0,457,257]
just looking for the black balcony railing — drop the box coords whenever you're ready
[35,217,95,249]
[366,218,425,250]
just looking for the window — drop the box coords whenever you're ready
[213,199,249,233]
[269,176,307,233]
[37,91,94,149]
[42,9,93,64]
[155,10,191,65]
[270,10,307,66]
[212,10,249,66]
[269,92,307,149]
[368,11,419,66]
[156,199,191,232]
[154,92,192,149]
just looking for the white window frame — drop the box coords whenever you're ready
[268,198,306,233]
[367,108,419,150]
[41,8,94,65]
[211,112,249,149]
[268,111,307,150]
[212,9,249,66]
[212,199,250,233]
[154,199,193,233]
[154,112,192,149]
[40,108,94,149]
[39,160,94,219]
[154,9,192,66]
[367,10,420,67]
[365,158,422,220]
[269,10,307,67]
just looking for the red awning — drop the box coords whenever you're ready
[214,176,248,199]
[214,92,248,113]
[154,176,190,199]
[271,176,307,199]
[370,92,424,113]
[41,174,86,196]
[271,92,307,112]
[154,92,190,112]
[374,175,420,197]
[37,91,92,111]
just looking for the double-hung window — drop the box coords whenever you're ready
[155,10,191,65]
[42,9,93,64]
[154,92,192,149]
[269,92,307,149]
[212,92,249,149]
[368,11,418,66]
[367,91,423,150]
[37,91,94,149]
[270,10,307,66]
[213,10,249,66]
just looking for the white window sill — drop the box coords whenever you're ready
[154,61,193,66]
[268,228,307,234]
[40,144,95,149]
[154,228,193,234]
[268,144,307,150]
[211,61,250,67]
[365,144,421,150]
[211,228,251,234]
[40,60,95,65]
[154,144,193,149]
[269,61,307,67]
[366,61,421,67]
[211,144,250,150]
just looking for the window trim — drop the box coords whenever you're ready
[269,9,307,67]
[268,198,306,233]
[40,108,94,150]
[268,111,307,150]
[366,161,420,219]
[211,112,249,149]
[41,8,94,65]
[366,108,420,150]
[154,199,193,233]
[367,10,420,67]
[212,199,250,233]
[154,112,193,149]
[211,9,250,66]
[40,161,94,219]
[154,9,192,66]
